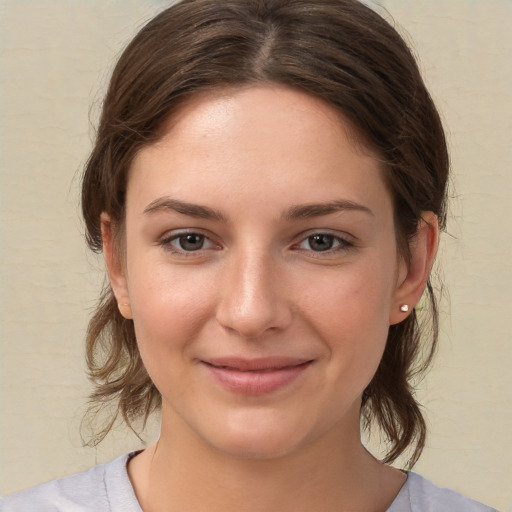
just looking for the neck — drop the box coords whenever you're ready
[129,404,406,512]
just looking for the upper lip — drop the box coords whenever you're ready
[202,357,312,372]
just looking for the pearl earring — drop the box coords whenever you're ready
[400,304,409,312]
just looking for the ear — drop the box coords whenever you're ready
[101,213,133,320]
[389,211,439,325]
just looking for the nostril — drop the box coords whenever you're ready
[215,297,292,339]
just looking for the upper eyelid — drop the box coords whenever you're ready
[160,228,215,241]
[293,228,354,243]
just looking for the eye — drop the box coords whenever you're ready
[159,231,218,254]
[303,234,336,252]
[296,233,352,253]
[174,233,207,251]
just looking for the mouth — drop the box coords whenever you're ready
[201,357,313,395]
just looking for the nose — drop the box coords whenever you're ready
[215,248,293,339]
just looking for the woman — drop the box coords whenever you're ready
[1,0,498,510]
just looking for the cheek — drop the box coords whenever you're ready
[299,257,395,330]
[298,260,394,385]
[126,261,215,366]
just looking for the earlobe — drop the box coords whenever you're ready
[389,212,439,325]
[101,213,132,320]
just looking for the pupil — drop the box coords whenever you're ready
[180,234,204,251]
[309,234,333,251]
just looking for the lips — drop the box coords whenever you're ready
[201,357,313,395]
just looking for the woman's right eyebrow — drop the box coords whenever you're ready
[143,197,227,222]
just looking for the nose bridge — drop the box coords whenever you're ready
[216,244,291,338]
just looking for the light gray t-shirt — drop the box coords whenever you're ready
[1,453,498,511]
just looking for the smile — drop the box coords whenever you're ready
[201,357,313,395]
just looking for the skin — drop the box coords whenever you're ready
[102,86,438,511]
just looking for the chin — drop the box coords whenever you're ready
[196,410,315,460]
[210,431,305,461]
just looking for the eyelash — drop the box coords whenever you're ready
[158,230,354,257]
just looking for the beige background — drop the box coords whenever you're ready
[0,1,510,509]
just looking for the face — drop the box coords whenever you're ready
[108,86,414,459]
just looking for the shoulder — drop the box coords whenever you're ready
[388,472,498,512]
[0,453,141,512]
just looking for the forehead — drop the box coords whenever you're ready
[127,85,391,216]
[155,85,369,156]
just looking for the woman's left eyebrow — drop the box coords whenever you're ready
[282,200,374,220]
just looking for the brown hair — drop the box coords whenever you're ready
[82,0,449,468]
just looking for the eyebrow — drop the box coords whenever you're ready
[282,200,374,220]
[143,197,227,222]
[143,197,373,222]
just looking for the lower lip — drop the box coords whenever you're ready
[203,362,312,396]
